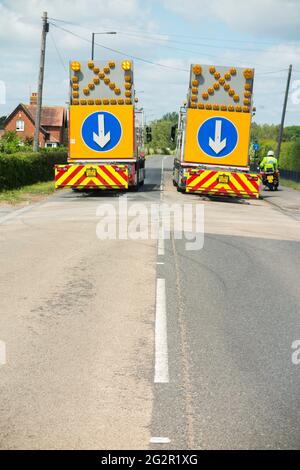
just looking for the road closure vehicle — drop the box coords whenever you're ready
[172,64,260,198]
[55,59,150,191]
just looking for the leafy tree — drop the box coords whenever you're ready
[0,116,6,130]
[251,123,300,143]
[280,139,300,171]
[251,123,280,141]
[160,112,178,124]
[147,112,179,152]
[24,136,34,146]
[283,126,300,141]
[0,131,22,154]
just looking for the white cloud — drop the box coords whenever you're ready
[163,0,300,39]
[0,0,299,124]
[0,0,158,113]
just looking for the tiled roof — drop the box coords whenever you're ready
[25,105,65,127]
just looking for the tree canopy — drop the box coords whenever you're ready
[147,112,178,152]
[0,116,6,130]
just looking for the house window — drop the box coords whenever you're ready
[16,120,24,131]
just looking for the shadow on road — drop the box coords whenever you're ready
[201,195,251,205]
[62,189,127,199]
[143,184,161,192]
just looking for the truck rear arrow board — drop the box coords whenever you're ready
[93,114,111,148]
[197,115,238,158]
[81,110,122,152]
[209,120,227,154]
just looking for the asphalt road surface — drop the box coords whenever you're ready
[0,155,300,449]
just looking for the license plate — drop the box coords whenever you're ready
[267,175,274,183]
[86,168,97,177]
[218,175,229,184]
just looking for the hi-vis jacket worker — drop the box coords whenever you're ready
[260,150,278,172]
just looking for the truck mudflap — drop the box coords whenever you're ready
[55,164,129,189]
[186,169,260,199]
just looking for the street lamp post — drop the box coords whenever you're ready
[91,32,117,60]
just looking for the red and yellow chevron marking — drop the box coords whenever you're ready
[55,164,129,189]
[186,169,260,199]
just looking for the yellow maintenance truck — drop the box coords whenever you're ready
[55,59,149,190]
[172,64,260,198]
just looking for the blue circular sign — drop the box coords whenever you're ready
[197,116,238,158]
[81,111,122,152]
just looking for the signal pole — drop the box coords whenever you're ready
[276,64,292,162]
[33,11,49,152]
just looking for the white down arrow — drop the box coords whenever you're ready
[93,114,111,148]
[209,120,227,154]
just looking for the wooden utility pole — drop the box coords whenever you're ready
[277,64,292,162]
[33,11,49,152]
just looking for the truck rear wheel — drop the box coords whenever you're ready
[177,185,185,193]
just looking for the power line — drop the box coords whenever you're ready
[47,17,294,48]
[47,17,80,26]
[114,32,295,70]
[115,29,295,48]
[116,31,270,54]
[49,21,289,73]
[49,22,189,72]
[255,69,288,75]
[48,17,297,71]
[49,30,67,72]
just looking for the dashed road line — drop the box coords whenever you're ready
[158,228,165,256]
[154,278,169,383]
[150,437,171,444]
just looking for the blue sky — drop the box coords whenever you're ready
[0,0,300,124]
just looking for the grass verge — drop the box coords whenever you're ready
[0,180,55,205]
[281,178,300,191]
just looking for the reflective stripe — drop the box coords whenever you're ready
[186,170,260,198]
[55,164,129,189]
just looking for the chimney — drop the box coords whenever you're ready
[30,92,38,105]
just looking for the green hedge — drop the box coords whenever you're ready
[280,140,300,172]
[254,139,300,172]
[0,151,67,191]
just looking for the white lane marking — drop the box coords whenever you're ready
[154,278,169,383]
[0,199,47,225]
[0,340,6,366]
[158,227,165,256]
[0,205,35,224]
[156,262,164,265]
[158,156,168,254]
[160,156,164,193]
[150,437,170,444]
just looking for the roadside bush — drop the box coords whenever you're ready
[0,131,36,154]
[256,139,277,161]
[253,137,300,172]
[0,131,22,154]
[0,151,67,191]
[161,147,172,155]
[280,139,300,171]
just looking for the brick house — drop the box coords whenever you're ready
[3,93,67,148]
